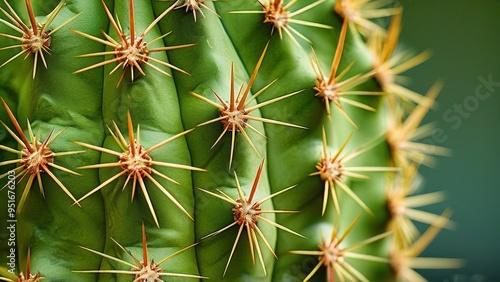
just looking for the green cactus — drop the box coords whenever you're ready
[0,0,463,281]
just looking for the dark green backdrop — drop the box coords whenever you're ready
[400,1,500,281]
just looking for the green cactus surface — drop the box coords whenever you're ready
[0,0,463,281]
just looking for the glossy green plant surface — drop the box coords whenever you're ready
[0,0,462,281]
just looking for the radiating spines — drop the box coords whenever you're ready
[382,86,462,279]
[310,18,383,127]
[368,11,431,107]
[389,210,464,282]
[334,0,400,38]
[72,0,194,87]
[386,165,455,250]
[74,111,205,227]
[189,42,305,169]
[231,0,332,45]
[290,214,391,282]
[76,222,205,281]
[0,98,82,213]
[161,0,219,21]
[386,82,450,170]
[0,0,79,78]
[310,127,397,216]
[198,159,303,276]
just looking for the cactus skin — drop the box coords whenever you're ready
[0,0,462,281]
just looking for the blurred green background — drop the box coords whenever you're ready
[398,1,500,281]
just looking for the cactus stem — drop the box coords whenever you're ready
[72,0,192,87]
[75,222,205,280]
[0,0,79,78]
[75,112,204,226]
[199,160,303,276]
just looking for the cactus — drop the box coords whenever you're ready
[0,0,463,281]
